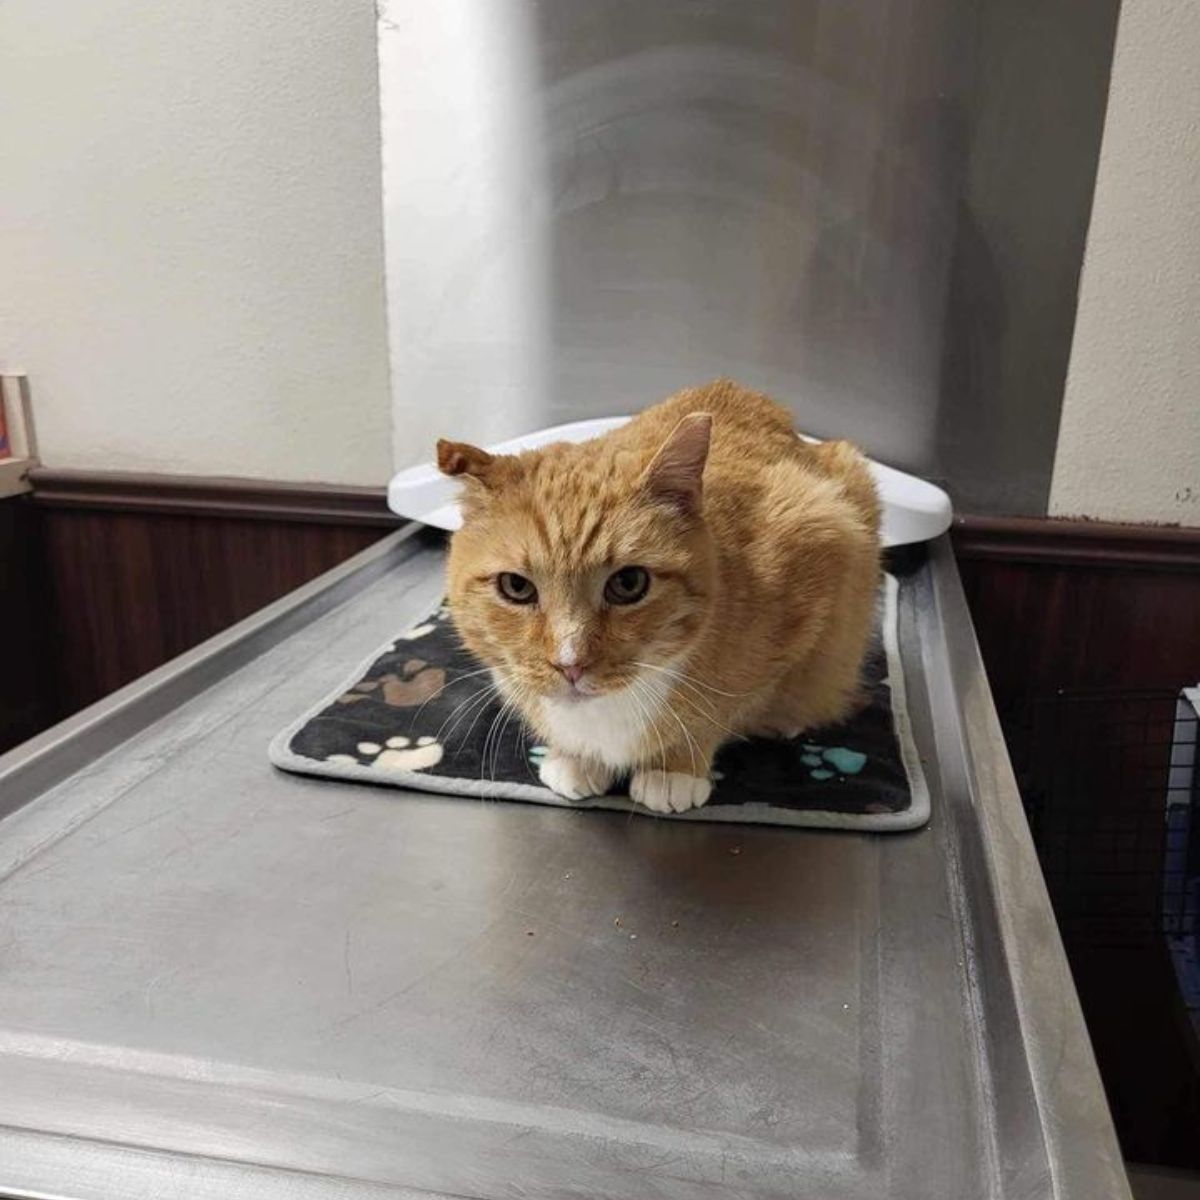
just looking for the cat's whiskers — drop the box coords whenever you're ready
[435,684,493,743]
[647,682,703,778]
[456,681,507,749]
[633,661,749,699]
[647,669,721,718]
[489,704,512,782]
[491,691,526,782]
[660,673,722,718]
[627,677,667,773]
[662,685,742,741]
[438,678,503,746]
[410,665,497,726]
[489,681,526,781]
[476,671,533,782]
[632,662,742,740]
[480,697,510,784]
[644,683,671,773]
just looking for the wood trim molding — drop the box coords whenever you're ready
[953,514,1200,570]
[21,471,1200,566]
[26,468,398,528]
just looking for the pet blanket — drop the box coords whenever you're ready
[269,576,929,830]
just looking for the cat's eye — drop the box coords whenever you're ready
[496,572,538,605]
[604,566,650,606]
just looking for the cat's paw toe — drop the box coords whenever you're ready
[538,753,613,800]
[630,770,712,814]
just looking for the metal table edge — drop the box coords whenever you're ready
[0,1124,457,1200]
[0,524,428,819]
[929,534,1131,1200]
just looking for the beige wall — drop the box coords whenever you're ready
[1050,0,1200,526]
[0,0,392,485]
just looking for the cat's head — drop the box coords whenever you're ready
[437,415,715,706]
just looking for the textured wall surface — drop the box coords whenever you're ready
[1051,0,1200,526]
[0,0,392,485]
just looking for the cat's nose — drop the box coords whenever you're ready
[551,660,587,685]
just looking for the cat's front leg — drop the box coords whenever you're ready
[537,751,617,801]
[629,741,715,815]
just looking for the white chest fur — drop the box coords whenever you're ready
[535,675,666,768]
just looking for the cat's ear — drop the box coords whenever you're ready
[641,412,712,516]
[437,439,497,486]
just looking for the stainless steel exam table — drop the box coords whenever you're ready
[0,527,1130,1199]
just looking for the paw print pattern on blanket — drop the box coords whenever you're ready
[336,658,447,709]
[326,735,445,773]
[799,742,868,782]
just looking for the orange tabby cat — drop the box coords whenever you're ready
[437,379,881,813]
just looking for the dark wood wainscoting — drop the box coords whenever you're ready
[953,515,1200,701]
[1,470,396,749]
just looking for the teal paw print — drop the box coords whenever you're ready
[802,744,867,783]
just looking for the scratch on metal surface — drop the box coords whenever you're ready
[318,805,359,824]
[326,917,502,1033]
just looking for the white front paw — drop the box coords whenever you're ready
[630,770,712,814]
[538,753,615,800]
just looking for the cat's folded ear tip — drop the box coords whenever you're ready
[435,439,462,475]
[436,438,494,479]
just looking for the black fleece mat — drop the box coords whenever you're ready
[269,576,929,830]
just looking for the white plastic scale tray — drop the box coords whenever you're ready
[388,417,953,547]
